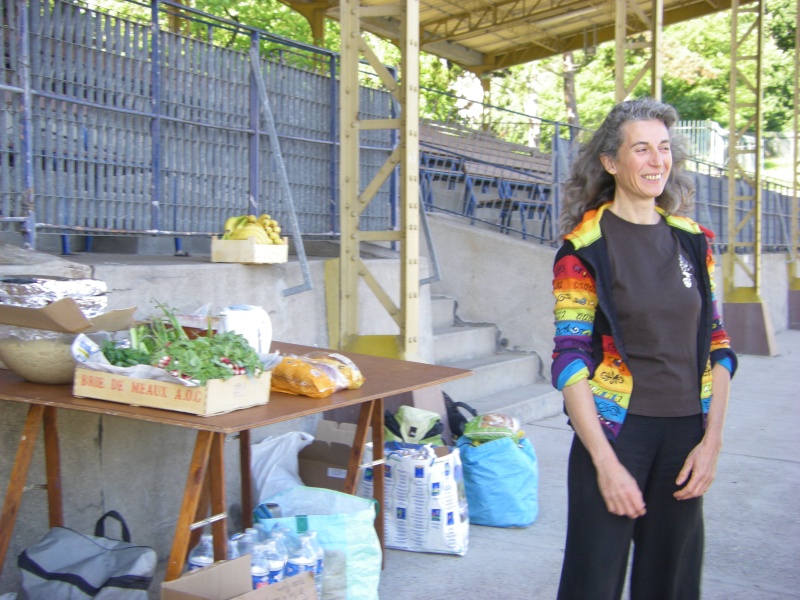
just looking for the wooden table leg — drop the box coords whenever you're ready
[187,476,211,559]
[344,399,385,556]
[344,400,374,495]
[239,429,253,529]
[371,398,385,556]
[208,432,227,562]
[165,430,214,581]
[43,407,63,528]
[0,404,45,578]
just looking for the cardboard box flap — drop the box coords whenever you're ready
[298,420,373,492]
[161,556,253,600]
[83,306,138,333]
[315,419,371,445]
[232,572,317,599]
[0,297,136,333]
[300,439,353,463]
[161,558,317,600]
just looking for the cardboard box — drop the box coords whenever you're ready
[0,297,137,333]
[73,367,271,416]
[211,237,289,264]
[298,420,372,492]
[161,556,317,600]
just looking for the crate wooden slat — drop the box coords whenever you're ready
[210,237,289,264]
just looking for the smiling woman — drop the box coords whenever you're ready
[549,98,737,600]
[599,120,673,218]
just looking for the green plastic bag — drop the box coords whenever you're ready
[384,405,444,445]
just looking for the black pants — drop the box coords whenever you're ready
[557,414,705,600]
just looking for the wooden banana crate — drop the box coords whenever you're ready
[211,236,289,264]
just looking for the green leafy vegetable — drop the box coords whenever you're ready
[100,339,152,367]
[101,304,264,384]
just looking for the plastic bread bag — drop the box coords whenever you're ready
[303,351,365,389]
[271,352,364,398]
[462,412,523,443]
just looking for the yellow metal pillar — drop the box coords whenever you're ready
[722,0,776,355]
[329,0,421,360]
[614,0,663,102]
[790,4,800,329]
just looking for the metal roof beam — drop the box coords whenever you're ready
[478,0,740,72]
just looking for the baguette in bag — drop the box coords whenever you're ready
[271,351,364,398]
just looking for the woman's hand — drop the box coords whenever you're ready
[675,362,731,500]
[674,437,722,500]
[562,378,646,519]
[597,460,647,518]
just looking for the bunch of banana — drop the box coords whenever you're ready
[221,214,286,245]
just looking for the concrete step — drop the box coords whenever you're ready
[433,323,497,364]
[465,383,563,425]
[431,296,456,330]
[439,353,540,405]
[429,294,562,427]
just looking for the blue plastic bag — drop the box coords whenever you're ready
[456,435,539,527]
[255,486,381,600]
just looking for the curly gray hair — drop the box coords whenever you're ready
[559,97,695,236]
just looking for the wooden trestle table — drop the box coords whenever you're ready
[0,341,471,581]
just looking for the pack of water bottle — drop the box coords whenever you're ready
[186,523,324,595]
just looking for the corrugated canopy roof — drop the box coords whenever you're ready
[283,0,740,75]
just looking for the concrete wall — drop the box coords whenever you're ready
[422,214,791,365]
[422,214,557,381]
[731,253,790,333]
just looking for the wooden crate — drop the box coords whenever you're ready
[73,367,270,416]
[211,236,288,264]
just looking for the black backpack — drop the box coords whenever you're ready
[443,392,478,441]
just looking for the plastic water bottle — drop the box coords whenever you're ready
[268,530,290,578]
[252,522,271,542]
[270,525,297,569]
[237,530,256,559]
[187,534,214,571]
[262,538,286,585]
[245,526,264,543]
[300,531,325,596]
[284,533,316,580]
[250,544,270,589]
[226,537,241,560]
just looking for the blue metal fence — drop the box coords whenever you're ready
[0,0,794,253]
[0,0,395,251]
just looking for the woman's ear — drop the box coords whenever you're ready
[600,154,616,175]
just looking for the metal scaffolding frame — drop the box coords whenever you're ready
[615,0,665,101]
[722,0,776,354]
[330,0,421,360]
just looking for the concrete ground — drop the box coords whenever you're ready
[377,328,800,600]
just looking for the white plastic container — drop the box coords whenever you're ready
[219,305,272,353]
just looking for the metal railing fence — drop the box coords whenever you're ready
[0,0,794,254]
[1,0,396,251]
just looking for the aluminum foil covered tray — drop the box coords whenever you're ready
[0,275,108,315]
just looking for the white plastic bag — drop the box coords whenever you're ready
[361,443,469,556]
[251,431,314,504]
